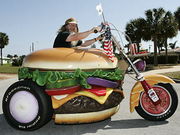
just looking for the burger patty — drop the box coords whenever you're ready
[54,91,124,114]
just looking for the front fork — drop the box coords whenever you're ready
[139,77,161,105]
[120,50,161,105]
[112,36,161,105]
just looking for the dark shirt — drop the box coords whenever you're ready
[53,31,82,48]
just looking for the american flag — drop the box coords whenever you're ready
[103,28,115,62]
[96,3,103,15]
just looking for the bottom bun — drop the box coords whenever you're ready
[54,105,120,124]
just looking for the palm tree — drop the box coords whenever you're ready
[0,32,9,65]
[125,18,146,52]
[174,7,180,30]
[161,11,178,63]
[141,8,167,66]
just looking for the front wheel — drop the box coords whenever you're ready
[135,83,178,121]
[2,80,53,130]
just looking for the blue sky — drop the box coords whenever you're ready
[0,0,180,56]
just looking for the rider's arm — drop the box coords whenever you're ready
[80,38,97,47]
[66,26,100,42]
[66,30,93,41]
[80,35,103,47]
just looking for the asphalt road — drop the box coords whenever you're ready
[0,75,179,135]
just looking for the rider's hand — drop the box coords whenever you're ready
[91,26,101,33]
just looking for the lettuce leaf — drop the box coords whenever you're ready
[18,67,124,89]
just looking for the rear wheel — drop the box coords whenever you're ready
[135,83,178,121]
[2,80,53,130]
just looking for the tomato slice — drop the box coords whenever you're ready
[82,86,107,96]
[46,85,107,96]
[45,85,81,95]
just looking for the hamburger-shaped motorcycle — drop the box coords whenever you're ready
[2,23,178,131]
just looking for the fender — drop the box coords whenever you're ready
[130,74,175,113]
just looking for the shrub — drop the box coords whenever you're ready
[129,53,180,64]
[12,55,26,66]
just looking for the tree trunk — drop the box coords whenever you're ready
[0,48,3,66]
[137,43,140,53]
[153,37,158,66]
[165,38,168,64]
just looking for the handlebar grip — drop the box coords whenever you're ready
[94,29,98,33]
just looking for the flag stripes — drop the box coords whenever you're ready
[103,39,114,62]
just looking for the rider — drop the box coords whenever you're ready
[53,17,103,48]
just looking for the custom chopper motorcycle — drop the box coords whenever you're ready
[2,10,178,131]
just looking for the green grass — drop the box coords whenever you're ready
[0,64,180,79]
[160,71,180,79]
[0,64,19,74]
[146,64,179,71]
[146,64,180,79]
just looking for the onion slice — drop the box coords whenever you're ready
[87,77,118,88]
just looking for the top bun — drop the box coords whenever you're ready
[22,48,118,70]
